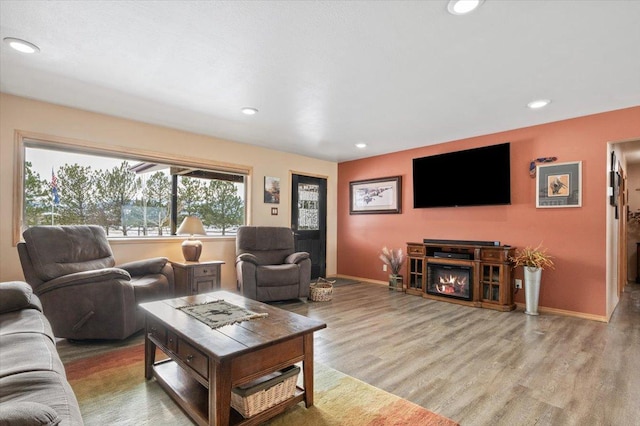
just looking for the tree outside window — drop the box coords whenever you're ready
[23,146,246,237]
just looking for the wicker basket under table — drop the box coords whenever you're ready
[231,365,300,418]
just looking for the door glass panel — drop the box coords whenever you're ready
[297,183,319,230]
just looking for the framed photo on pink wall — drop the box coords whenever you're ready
[349,176,402,214]
[536,161,582,208]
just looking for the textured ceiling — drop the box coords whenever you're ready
[1,1,639,162]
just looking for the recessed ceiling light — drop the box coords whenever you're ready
[527,99,551,109]
[241,107,258,115]
[3,37,40,54]
[355,143,367,149]
[447,0,484,15]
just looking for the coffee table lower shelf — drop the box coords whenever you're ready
[152,360,305,426]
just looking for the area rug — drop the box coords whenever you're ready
[63,343,458,426]
[177,299,268,329]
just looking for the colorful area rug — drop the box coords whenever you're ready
[177,299,268,329]
[62,342,458,426]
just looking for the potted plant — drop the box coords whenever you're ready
[379,247,405,292]
[509,243,554,315]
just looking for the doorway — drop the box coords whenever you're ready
[291,174,327,279]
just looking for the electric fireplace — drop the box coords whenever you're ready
[427,263,472,301]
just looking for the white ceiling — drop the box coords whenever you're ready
[1,1,639,163]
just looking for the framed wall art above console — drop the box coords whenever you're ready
[349,176,402,214]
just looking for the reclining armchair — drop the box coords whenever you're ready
[17,225,174,340]
[235,226,311,302]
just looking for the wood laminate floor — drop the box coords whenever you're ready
[276,281,640,426]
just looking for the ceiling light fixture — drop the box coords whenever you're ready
[241,107,258,115]
[3,37,40,54]
[355,143,367,149]
[527,99,551,110]
[447,0,484,15]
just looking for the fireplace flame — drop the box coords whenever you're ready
[435,274,467,294]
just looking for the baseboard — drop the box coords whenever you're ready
[514,302,608,323]
[333,274,387,286]
[339,274,609,322]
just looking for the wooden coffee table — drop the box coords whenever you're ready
[140,291,326,426]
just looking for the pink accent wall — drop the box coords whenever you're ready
[338,107,640,317]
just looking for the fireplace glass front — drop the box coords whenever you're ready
[427,263,472,301]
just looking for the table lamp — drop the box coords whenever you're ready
[177,216,207,261]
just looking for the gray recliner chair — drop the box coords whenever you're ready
[235,226,311,302]
[17,225,174,340]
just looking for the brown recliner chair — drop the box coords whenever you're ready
[235,226,311,302]
[17,225,174,340]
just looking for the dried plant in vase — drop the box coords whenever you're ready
[509,243,554,270]
[379,247,405,276]
[509,243,554,316]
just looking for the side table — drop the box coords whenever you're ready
[171,260,225,296]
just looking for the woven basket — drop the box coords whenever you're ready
[309,278,335,302]
[231,366,300,418]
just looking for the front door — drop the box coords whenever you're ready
[291,174,327,279]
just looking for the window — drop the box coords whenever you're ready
[19,136,248,239]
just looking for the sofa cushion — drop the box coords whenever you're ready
[256,264,299,286]
[0,333,64,379]
[0,282,41,314]
[0,401,61,425]
[0,309,53,342]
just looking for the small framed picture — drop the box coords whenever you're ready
[349,176,402,214]
[264,176,280,204]
[536,161,582,208]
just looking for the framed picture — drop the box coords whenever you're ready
[610,170,620,207]
[349,176,402,214]
[536,161,582,208]
[264,176,280,204]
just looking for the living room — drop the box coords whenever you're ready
[1,1,640,425]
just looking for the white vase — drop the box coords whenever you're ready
[524,267,542,315]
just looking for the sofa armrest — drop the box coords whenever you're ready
[236,253,259,265]
[118,257,169,276]
[285,251,310,265]
[36,268,131,296]
[0,401,61,426]
[236,260,258,300]
[0,281,42,314]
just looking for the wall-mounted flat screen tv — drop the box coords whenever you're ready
[413,142,511,208]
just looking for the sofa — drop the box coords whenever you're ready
[0,281,83,425]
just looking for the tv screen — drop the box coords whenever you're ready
[413,143,511,208]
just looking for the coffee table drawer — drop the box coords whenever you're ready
[147,319,167,346]
[167,331,178,352]
[178,339,209,379]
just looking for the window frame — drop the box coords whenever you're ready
[13,130,252,245]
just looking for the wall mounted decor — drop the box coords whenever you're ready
[264,176,280,204]
[536,161,582,208]
[350,176,402,214]
[529,156,557,178]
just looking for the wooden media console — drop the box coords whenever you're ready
[406,240,516,311]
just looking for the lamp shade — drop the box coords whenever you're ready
[177,216,206,236]
[177,216,206,261]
